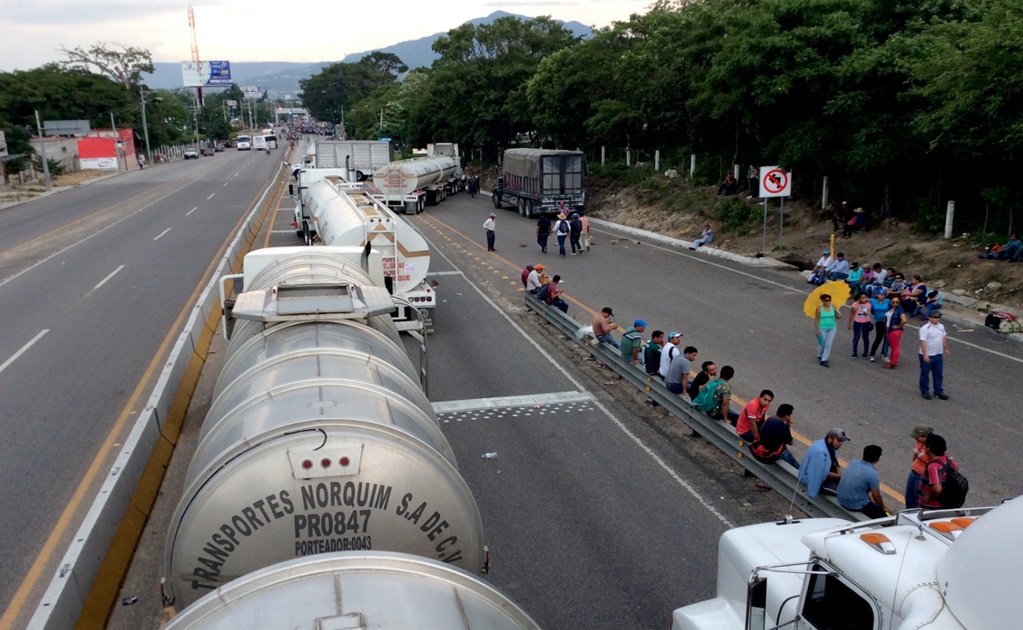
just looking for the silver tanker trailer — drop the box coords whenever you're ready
[371,144,464,214]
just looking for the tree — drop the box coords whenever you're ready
[60,42,154,90]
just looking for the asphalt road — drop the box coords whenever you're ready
[0,146,286,625]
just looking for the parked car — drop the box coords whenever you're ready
[213,144,224,152]
[183,148,199,159]
[200,147,215,157]
[223,140,234,148]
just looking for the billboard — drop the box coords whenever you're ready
[181,60,232,88]
[242,86,262,99]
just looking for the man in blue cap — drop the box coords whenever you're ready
[809,249,834,285]
[620,319,647,366]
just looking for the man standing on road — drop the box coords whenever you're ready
[919,311,951,400]
[579,211,591,251]
[798,428,849,499]
[536,214,552,254]
[665,346,697,395]
[569,213,583,255]
[837,445,889,518]
[918,433,959,509]
[644,331,665,377]
[483,213,497,251]
[620,319,647,367]
[591,307,621,348]
[658,332,683,377]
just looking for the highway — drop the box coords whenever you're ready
[0,147,285,627]
[9,148,1021,629]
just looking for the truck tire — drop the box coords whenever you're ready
[492,194,501,209]
[526,200,534,218]
[517,198,526,217]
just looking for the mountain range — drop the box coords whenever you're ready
[142,11,592,97]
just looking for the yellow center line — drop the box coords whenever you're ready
[416,212,907,505]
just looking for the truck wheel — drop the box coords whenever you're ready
[526,200,534,218]
[492,194,501,209]
[517,198,526,217]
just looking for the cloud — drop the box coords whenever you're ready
[1,1,185,26]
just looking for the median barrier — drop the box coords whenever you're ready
[525,292,866,522]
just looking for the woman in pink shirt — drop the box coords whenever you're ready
[847,293,873,358]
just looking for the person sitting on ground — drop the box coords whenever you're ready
[591,307,622,348]
[837,444,889,519]
[690,224,714,250]
[644,331,665,377]
[688,361,716,399]
[845,262,864,294]
[888,271,907,295]
[901,274,927,317]
[865,263,886,297]
[620,320,648,367]
[979,233,1023,261]
[717,173,738,196]
[665,346,698,395]
[842,207,866,238]
[923,290,943,318]
[825,252,851,281]
[535,275,568,313]
[798,428,850,499]
[736,389,773,442]
[809,250,834,284]
[705,365,740,424]
[750,404,800,468]
[832,201,851,231]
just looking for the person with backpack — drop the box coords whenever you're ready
[694,365,739,424]
[535,274,568,313]
[569,213,583,255]
[554,213,571,257]
[918,433,967,509]
[904,424,932,509]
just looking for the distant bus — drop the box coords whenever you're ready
[252,135,268,151]
[265,134,278,150]
[236,135,252,150]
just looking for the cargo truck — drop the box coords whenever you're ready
[669,499,1021,630]
[311,140,394,181]
[493,148,586,218]
[371,143,464,215]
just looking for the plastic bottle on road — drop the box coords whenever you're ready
[482,452,498,459]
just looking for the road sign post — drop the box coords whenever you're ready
[758,166,792,254]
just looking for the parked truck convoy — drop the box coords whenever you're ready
[371,143,465,214]
[307,140,395,180]
[163,246,499,617]
[290,168,437,331]
[492,148,586,218]
[670,498,1021,630]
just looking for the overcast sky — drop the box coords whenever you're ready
[0,0,653,71]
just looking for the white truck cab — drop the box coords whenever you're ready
[671,498,1021,630]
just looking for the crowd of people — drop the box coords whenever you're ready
[534,205,591,257]
[521,279,965,514]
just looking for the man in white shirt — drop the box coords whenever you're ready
[809,250,834,284]
[525,264,545,294]
[658,331,683,377]
[919,311,950,400]
[483,213,497,251]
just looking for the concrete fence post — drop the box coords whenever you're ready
[945,201,955,239]
[654,150,660,172]
[690,154,696,178]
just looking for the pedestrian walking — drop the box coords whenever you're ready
[905,424,933,509]
[848,293,873,358]
[554,213,570,257]
[483,213,497,251]
[137,153,145,170]
[536,214,552,254]
[918,311,950,400]
[814,294,842,367]
[569,213,583,255]
[868,289,890,362]
[579,211,591,251]
[882,296,907,369]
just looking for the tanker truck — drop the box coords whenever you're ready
[669,498,1021,630]
[166,246,487,609]
[371,144,464,215]
[493,149,586,218]
[163,552,541,629]
[291,170,437,332]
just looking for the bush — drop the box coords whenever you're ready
[715,196,756,235]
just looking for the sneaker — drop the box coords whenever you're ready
[861,353,869,358]
[921,393,932,400]
[852,353,858,358]
[869,355,876,363]
[820,360,830,368]
[935,393,950,400]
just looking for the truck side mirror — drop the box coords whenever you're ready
[288,184,294,197]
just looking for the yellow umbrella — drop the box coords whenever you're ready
[803,281,852,317]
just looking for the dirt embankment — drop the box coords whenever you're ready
[587,175,1023,311]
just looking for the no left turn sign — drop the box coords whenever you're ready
[759,166,791,198]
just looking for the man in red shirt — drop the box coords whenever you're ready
[736,390,773,442]
[918,433,958,509]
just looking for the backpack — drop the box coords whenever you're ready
[939,459,969,508]
[535,283,550,303]
[693,378,723,414]
[557,220,569,234]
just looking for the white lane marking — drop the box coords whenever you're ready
[222,182,228,188]
[234,172,239,178]
[427,270,466,277]
[270,229,297,234]
[0,180,198,290]
[609,228,1023,363]
[153,228,172,241]
[186,206,198,216]
[84,265,124,297]
[430,244,735,528]
[0,330,49,377]
[434,391,594,413]
[206,193,216,200]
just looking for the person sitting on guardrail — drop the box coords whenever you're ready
[750,404,799,468]
[620,320,647,367]
[687,361,716,399]
[592,307,622,348]
[797,428,849,499]
[701,365,740,424]
[736,389,773,442]
[837,444,889,518]
[665,346,698,395]
[535,275,568,313]
[521,264,534,289]
[644,331,665,378]
[658,332,683,377]
[525,264,546,294]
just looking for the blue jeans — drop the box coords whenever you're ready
[596,333,620,349]
[905,471,924,508]
[817,327,837,361]
[919,353,944,395]
[486,230,495,251]
[666,382,685,394]
[778,448,800,469]
[549,297,569,313]
[557,234,567,256]
[538,233,549,252]
[827,271,849,281]
[852,321,871,355]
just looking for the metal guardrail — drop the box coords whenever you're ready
[525,293,866,521]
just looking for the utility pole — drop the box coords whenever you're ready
[34,110,52,191]
[110,112,121,172]
[140,87,153,165]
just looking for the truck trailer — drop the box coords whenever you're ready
[371,144,464,215]
[311,140,394,181]
[493,148,586,218]
[670,498,1021,630]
